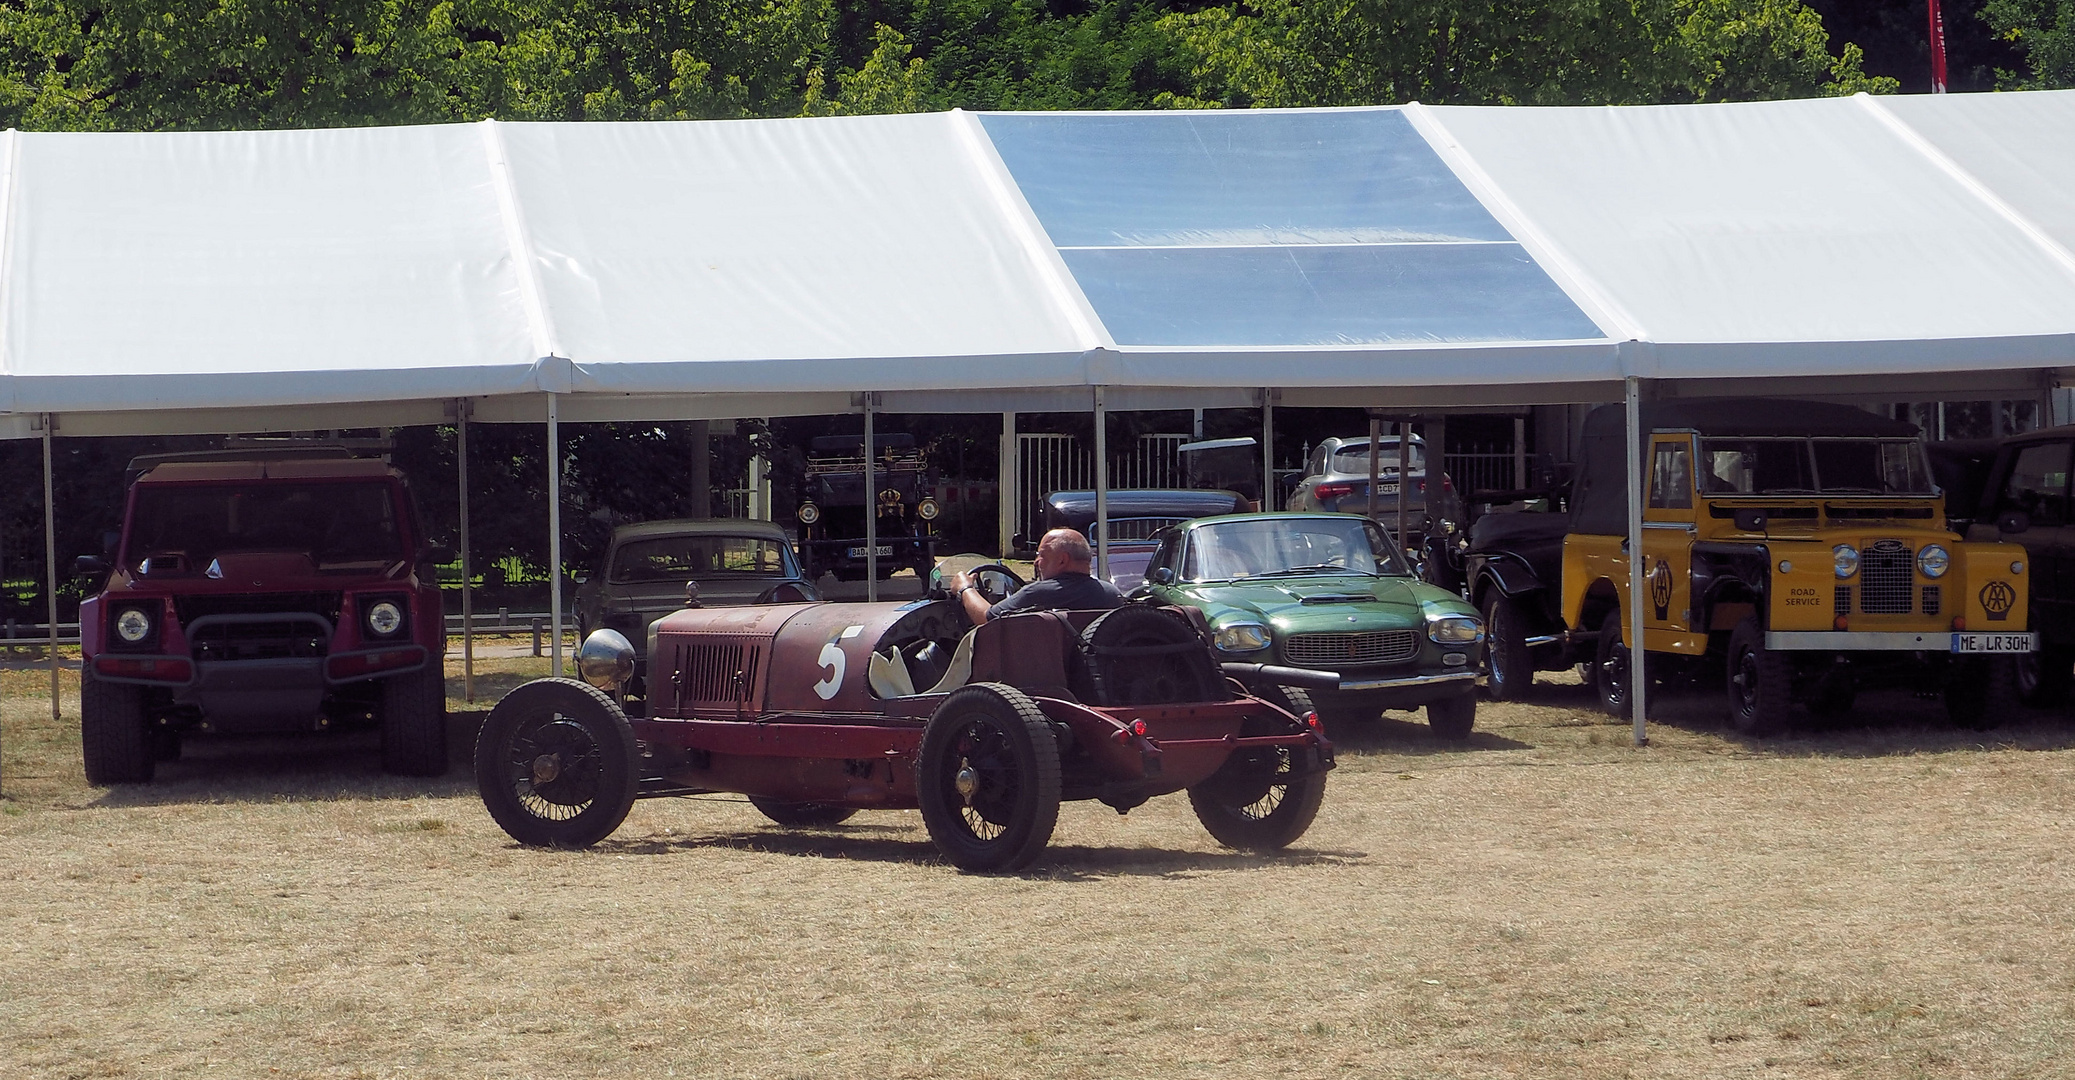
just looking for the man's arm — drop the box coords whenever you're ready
[951,572,993,625]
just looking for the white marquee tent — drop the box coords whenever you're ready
[5,90,2074,734]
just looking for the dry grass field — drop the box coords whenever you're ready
[4,647,2074,1079]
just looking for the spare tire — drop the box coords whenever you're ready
[1078,605,1224,706]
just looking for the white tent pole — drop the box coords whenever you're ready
[999,411,1017,557]
[1397,423,1410,558]
[547,392,563,678]
[1261,390,1275,511]
[1366,417,1382,520]
[457,400,474,703]
[43,414,59,724]
[1094,386,1108,580]
[864,394,877,603]
[1625,376,1648,745]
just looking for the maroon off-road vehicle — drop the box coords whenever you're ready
[474,566,1338,871]
[76,450,450,783]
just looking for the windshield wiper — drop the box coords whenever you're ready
[1757,487,1820,495]
[1818,487,1882,494]
[1257,563,1370,577]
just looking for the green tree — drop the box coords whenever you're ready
[1985,0,2075,86]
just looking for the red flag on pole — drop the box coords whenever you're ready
[1929,0,1949,93]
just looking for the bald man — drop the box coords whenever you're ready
[950,528,1123,626]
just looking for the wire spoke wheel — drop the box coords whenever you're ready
[917,684,1060,872]
[475,678,638,848]
[1190,684,1326,852]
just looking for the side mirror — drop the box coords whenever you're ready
[1999,510,2033,535]
[1733,509,1769,532]
[424,545,457,564]
[572,570,590,584]
[1148,566,1175,586]
[74,554,110,578]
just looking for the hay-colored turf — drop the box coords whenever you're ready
[3,653,2072,1078]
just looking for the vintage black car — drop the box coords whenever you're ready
[1030,488,1249,589]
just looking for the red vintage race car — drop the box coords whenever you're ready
[473,566,1338,871]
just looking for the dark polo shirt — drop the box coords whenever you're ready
[986,571,1123,620]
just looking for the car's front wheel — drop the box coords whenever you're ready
[475,678,638,848]
[1427,691,1476,740]
[1482,593,1535,702]
[1727,618,1791,737]
[916,683,1060,872]
[381,662,448,777]
[2016,645,2072,707]
[1947,656,2019,730]
[81,669,153,785]
[1594,610,1633,720]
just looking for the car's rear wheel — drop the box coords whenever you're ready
[81,669,153,785]
[1427,691,1476,740]
[1947,656,2019,730]
[1188,746,1327,852]
[1482,593,1535,702]
[1727,618,1791,737]
[1594,610,1633,720]
[749,798,858,827]
[475,678,638,848]
[381,663,449,777]
[916,683,1060,872]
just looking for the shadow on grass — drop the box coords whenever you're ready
[592,820,1368,879]
[1324,714,1536,755]
[83,711,490,808]
[1630,681,2075,759]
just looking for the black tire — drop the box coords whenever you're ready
[2016,646,2073,707]
[1727,618,1792,736]
[1594,609,1634,720]
[381,662,449,777]
[1249,682,1314,722]
[1482,592,1535,702]
[81,669,153,785]
[749,797,858,827]
[150,727,183,763]
[1309,693,1379,727]
[1427,691,1476,740]
[915,683,1061,872]
[1947,656,2020,730]
[475,678,638,848]
[1079,605,1222,707]
[1187,746,1327,852]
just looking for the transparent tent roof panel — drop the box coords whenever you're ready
[979,110,1604,348]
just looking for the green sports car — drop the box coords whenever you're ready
[1132,513,1485,739]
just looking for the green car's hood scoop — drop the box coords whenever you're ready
[1190,577,1424,620]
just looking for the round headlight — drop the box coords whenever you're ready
[367,600,404,637]
[1213,623,1272,653]
[1779,560,1793,574]
[577,628,636,691]
[1918,544,1950,579]
[1832,545,1859,579]
[917,497,940,521]
[1426,614,1485,644]
[797,501,821,525]
[115,607,152,644]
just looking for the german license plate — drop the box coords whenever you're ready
[1950,632,2033,654]
[1376,483,1398,496]
[847,545,893,558]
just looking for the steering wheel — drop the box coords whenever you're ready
[944,562,1026,605]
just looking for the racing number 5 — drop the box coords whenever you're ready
[813,625,865,700]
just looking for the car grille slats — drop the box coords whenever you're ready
[188,617,330,662]
[1285,630,1419,667]
[175,591,343,626]
[1858,540,1914,615]
[671,638,767,712]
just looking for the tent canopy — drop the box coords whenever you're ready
[3,91,2073,436]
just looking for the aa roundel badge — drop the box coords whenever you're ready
[1979,580,2016,622]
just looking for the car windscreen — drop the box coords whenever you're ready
[1331,441,1425,473]
[1180,517,1408,581]
[128,482,403,568]
[1701,438,1932,496]
[611,535,789,583]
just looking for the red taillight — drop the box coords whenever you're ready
[1443,475,1454,491]
[1952,615,1966,631]
[93,655,192,682]
[1305,711,1321,731]
[1315,482,1356,500]
[1130,719,1148,736]
[1833,615,1849,631]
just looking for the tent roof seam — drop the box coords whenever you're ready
[1853,93,2075,288]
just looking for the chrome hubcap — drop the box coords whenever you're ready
[531,754,562,786]
[954,764,980,803]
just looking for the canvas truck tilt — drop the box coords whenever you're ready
[74,449,451,783]
[474,571,1338,872]
[1464,400,2030,733]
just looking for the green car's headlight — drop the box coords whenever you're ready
[1213,622,1272,653]
[1425,613,1485,644]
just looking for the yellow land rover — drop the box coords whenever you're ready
[1465,399,2030,734]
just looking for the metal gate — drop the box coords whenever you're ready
[1016,433,1189,540]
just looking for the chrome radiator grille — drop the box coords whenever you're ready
[1285,629,1419,667]
[1858,540,1914,615]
